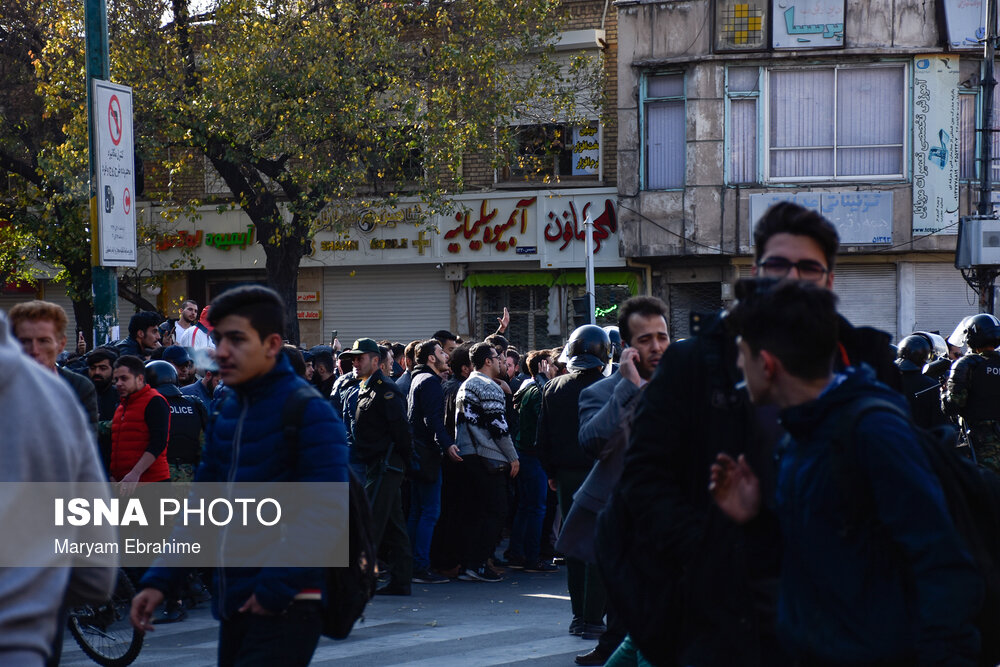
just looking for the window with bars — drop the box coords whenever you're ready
[476,286,564,352]
[764,64,906,181]
[644,73,686,190]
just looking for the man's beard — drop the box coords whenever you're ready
[92,376,112,392]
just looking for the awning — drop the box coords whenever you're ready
[553,270,640,295]
[462,273,556,288]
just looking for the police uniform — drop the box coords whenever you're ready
[354,368,413,592]
[163,392,208,484]
[943,350,1000,473]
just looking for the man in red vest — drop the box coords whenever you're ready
[111,354,171,495]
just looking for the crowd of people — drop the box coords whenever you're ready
[5,201,1000,666]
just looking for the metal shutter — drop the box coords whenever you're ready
[832,264,897,339]
[668,282,721,340]
[913,263,978,338]
[42,283,78,338]
[322,265,452,346]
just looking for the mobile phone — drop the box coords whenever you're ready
[330,330,338,345]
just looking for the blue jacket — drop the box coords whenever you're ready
[408,365,453,456]
[141,352,350,619]
[775,366,982,665]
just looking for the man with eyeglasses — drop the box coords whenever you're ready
[598,202,899,667]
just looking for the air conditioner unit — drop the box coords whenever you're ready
[956,216,1000,268]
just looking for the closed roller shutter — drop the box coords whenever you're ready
[833,264,897,339]
[913,263,978,338]
[322,265,451,346]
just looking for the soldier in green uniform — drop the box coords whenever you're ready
[341,338,414,595]
[943,313,1000,473]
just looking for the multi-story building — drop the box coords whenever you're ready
[139,0,624,350]
[616,0,989,340]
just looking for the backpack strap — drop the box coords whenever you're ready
[282,385,324,464]
[829,396,910,538]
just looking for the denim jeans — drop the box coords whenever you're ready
[217,600,323,667]
[508,453,547,563]
[407,474,442,572]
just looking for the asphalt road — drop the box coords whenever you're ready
[60,566,596,666]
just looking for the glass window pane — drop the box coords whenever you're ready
[728,67,760,93]
[730,98,757,182]
[769,69,834,149]
[647,100,686,188]
[837,67,904,146]
[770,148,834,178]
[837,147,903,176]
[648,74,684,98]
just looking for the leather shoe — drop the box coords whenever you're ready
[375,582,411,596]
[575,647,608,666]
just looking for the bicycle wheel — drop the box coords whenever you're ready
[67,569,144,667]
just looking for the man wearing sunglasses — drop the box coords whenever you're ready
[598,202,899,667]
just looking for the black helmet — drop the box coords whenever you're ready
[896,335,933,370]
[145,360,180,396]
[603,326,622,363]
[963,314,1000,349]
[564,324,611,367]
[911,331,949,360]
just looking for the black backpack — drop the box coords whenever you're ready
[283,385,378,640]
[832,397,1000,666]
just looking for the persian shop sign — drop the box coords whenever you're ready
[156,225,256,252]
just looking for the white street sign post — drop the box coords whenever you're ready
[93,80,137,267]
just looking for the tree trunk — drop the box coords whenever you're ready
[263,240,305,345]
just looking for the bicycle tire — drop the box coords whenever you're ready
[67,569,144,667]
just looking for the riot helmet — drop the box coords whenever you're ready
[896,335,933,371]
[963,314,1000,350]
[603,326,623,363]
[145,359,181,397]
[911,331,949,360]
[559,324,611,370]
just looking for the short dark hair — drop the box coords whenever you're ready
[378,345,390,365]
[128,311,162,339]
[484,333,508,353]
[416,339,442,365]
[449,342,473,376]
[618,296,669,345]
[753,202,840,272]
[504,348,520,366]
[181,299,198,309]
[404,340,420,364]
[207,285,285,340]
[87,347,118,367]
[338,355,353,375]
[433,329,459,344]
[526,350,548,376]
[113,354,147,378]
[470,342,496,370]
[390,342,405,361]
[725,278,839,380]
[283,345,306,377]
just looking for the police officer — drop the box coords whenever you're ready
[341,338,413,595]
[895,335,947,430]
[145,360,207,484]
[943,313,1000,473]
[144,360,209,623]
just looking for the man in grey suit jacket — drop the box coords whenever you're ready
[566,296,670,667]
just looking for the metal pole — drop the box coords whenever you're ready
[85,0,119,345]
[584,214,596,325]
[980,0,998,215]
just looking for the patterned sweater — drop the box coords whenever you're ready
[455,371,518,465]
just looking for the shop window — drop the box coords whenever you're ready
[499,123,601,184]
[765,64,906,181]
[644,73,686,190]
[477,286,563,352]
